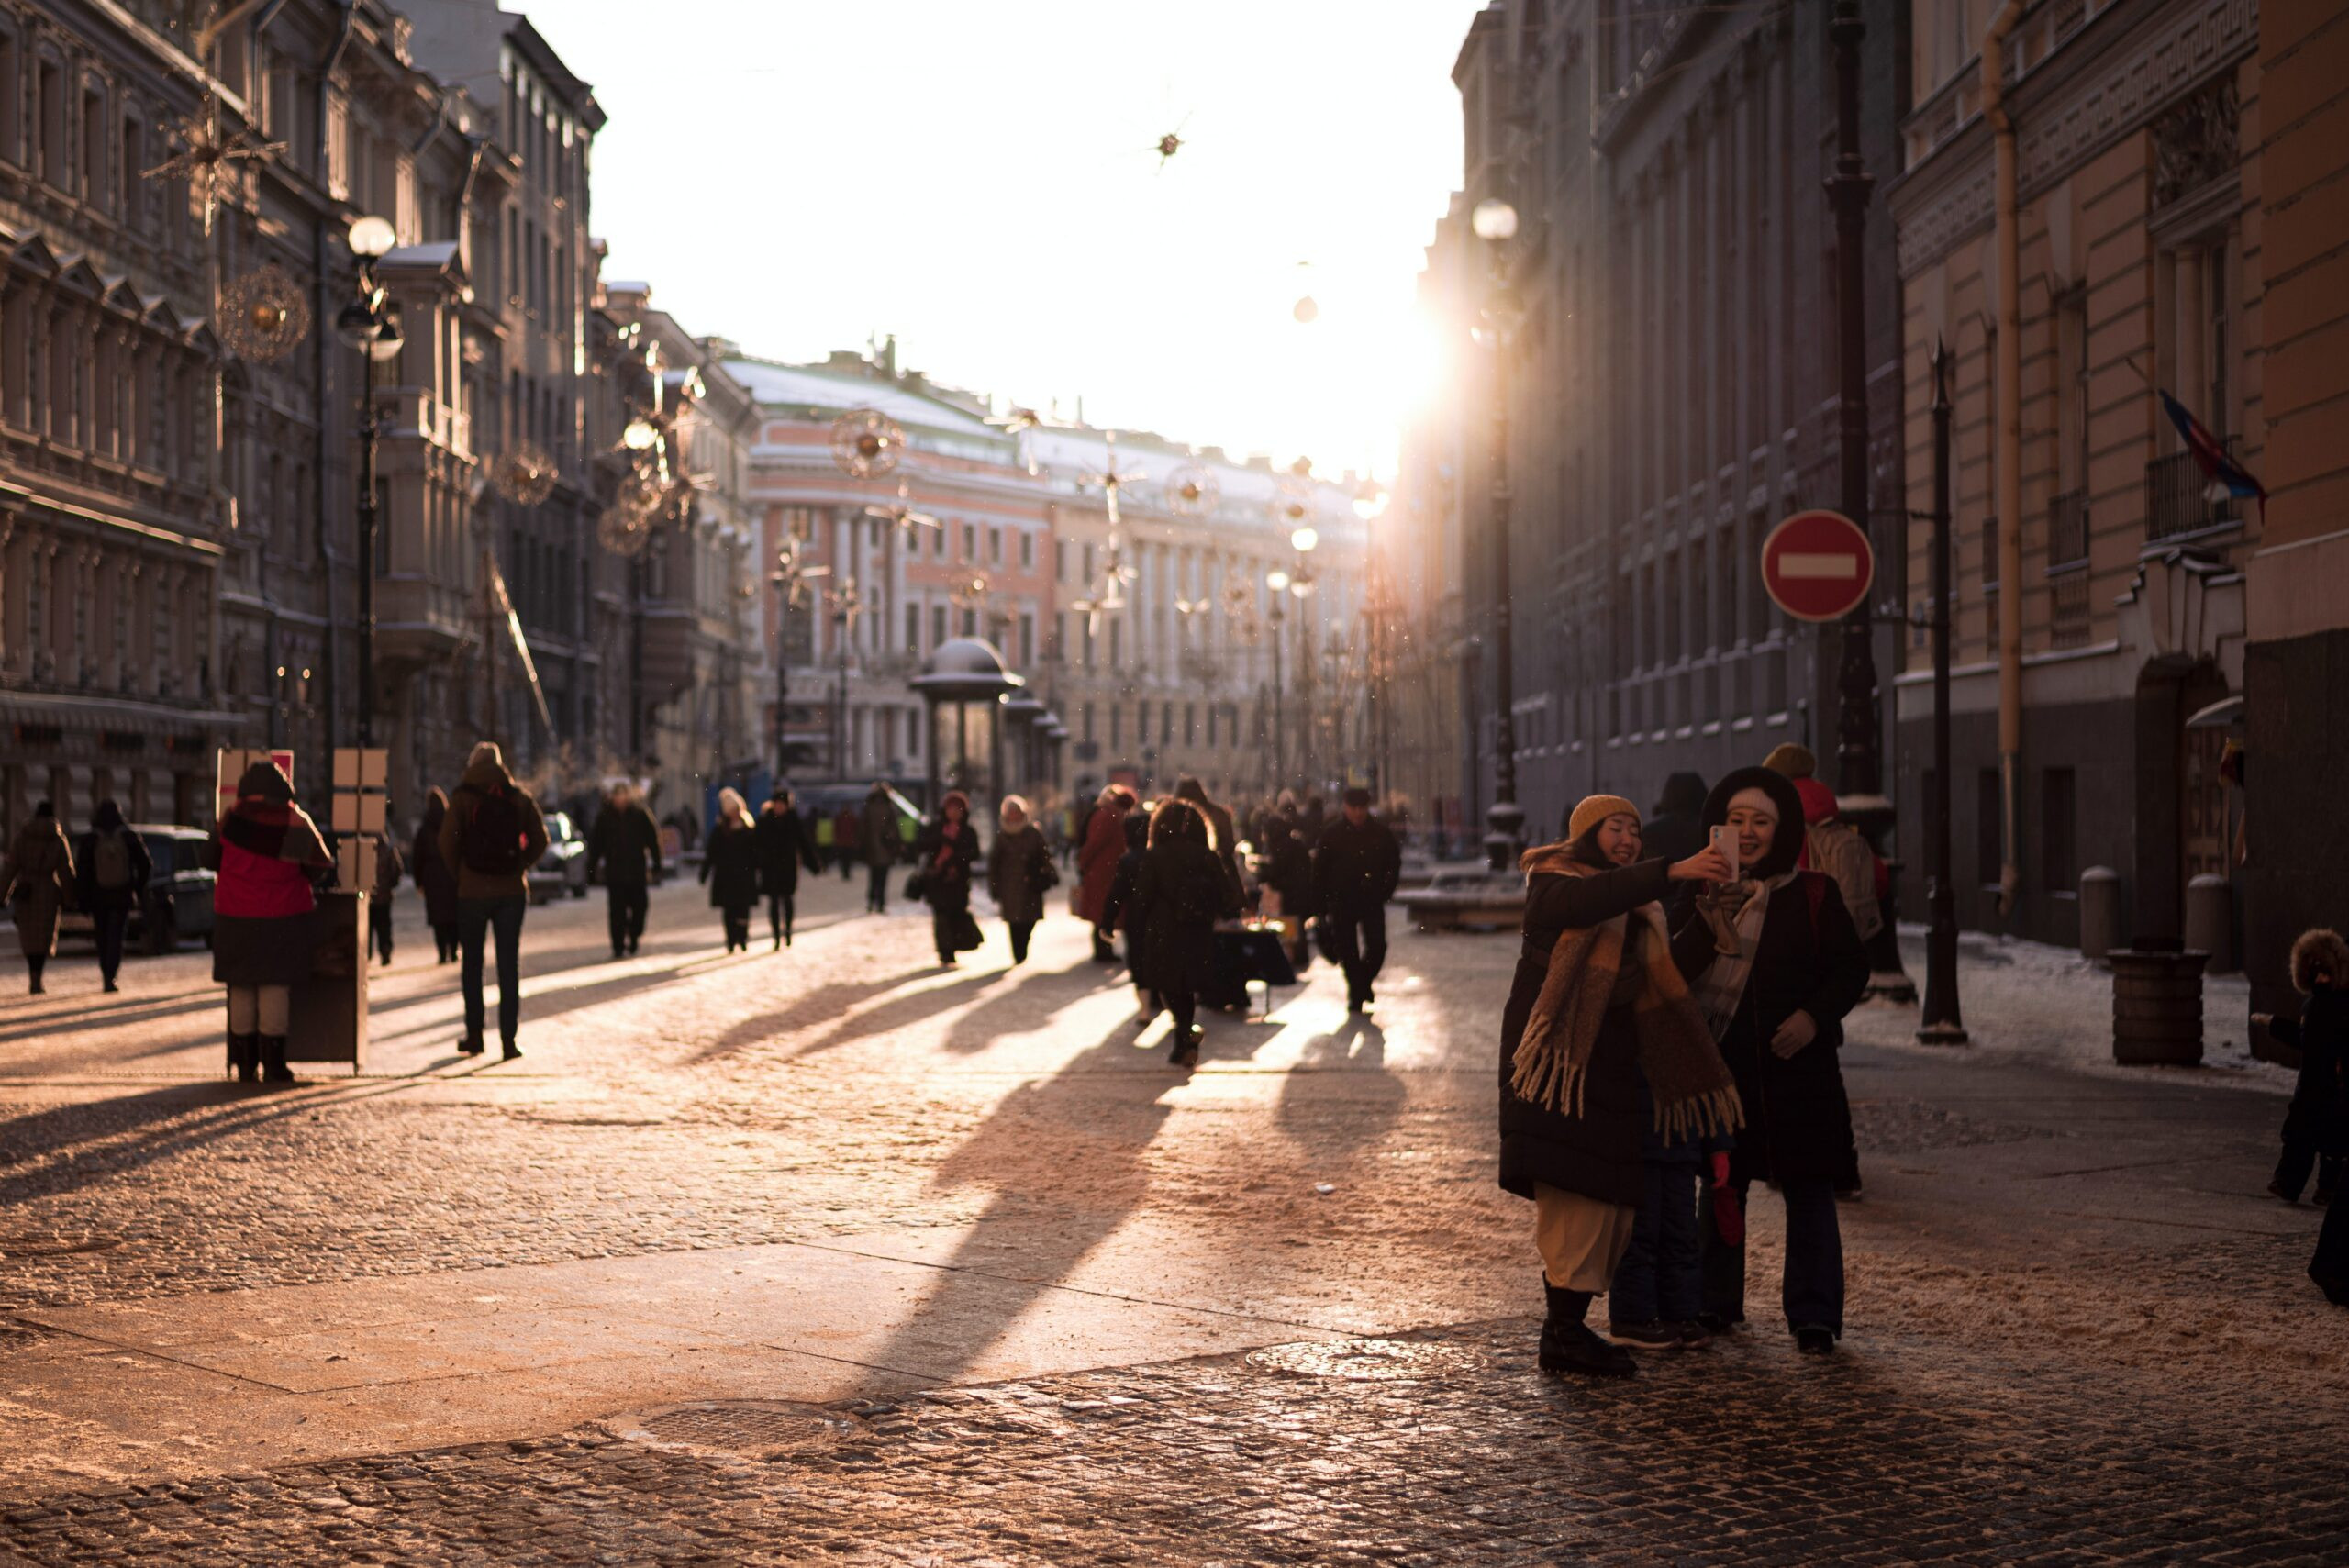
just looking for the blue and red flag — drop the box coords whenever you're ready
[2159,389,2266,517]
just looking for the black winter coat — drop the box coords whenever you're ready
[1312,816,1402,910]
[73,826,153,914]
[1669,872,1869,1184]
[2273,990,2349,1160]
[1498,858,1673,1208]
[1130,840,1241,996]
[699,820,760,912]
[587,803,663,889]
[913,822,979,911]
[754,807,822,896]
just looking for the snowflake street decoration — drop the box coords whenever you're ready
[770,545,829,608]
[1164,461,1219,518]
[861,478,940,538]
[489,442,560,506]
[596,506,650,558]
[143,94,281,211]
[830,406,905,479]
[217,264,310,363]
[1271,474,1316,528]
[1082,432,1149,534]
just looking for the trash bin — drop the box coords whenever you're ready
[2110,940,2208,1065]
[2184,873,2234,973]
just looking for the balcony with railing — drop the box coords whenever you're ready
[2046,488,2091,649]
[2144,443,2243,543]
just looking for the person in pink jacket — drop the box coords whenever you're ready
[211,759,332,1084]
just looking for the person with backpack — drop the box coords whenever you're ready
[437,742,548,1060]
[1674,766,1870,1354]
[367,823,403,967]
[74,800,151,994]
[585,782,662,959]
[755,788,821,949]
[3,802,73,995]
[1123,798,1243,1069]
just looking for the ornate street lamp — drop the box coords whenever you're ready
[334,214,403,749]
[1470,195,1526,871]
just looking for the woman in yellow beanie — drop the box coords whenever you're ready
[1499,794,1738,1378]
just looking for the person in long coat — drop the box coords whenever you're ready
[73,799,152,994]
[860,783,899,914]
[1126,799,1242,1069]
[411,788,461,964]
[3,802,74,995]
[1500,794,1737,1379]
[755,790,823,950]
[211,761,333,1084]
[1074,785,1133,962]
[1672,765,1870,1354]
[2258,928,2349,1207]
[987,794,1055,964]
[585,783,663,960]
[699,787,760,954]
[913,791,981,966]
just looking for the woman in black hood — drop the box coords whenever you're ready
[1669,764,1868,1353]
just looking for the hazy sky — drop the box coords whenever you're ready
[526,0,1486,478]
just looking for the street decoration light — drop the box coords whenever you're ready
[335,213,403,749]
[1165,459,1220,518]
[861,476,941,541]
[768,541,830,781]
[830,406,905,478]
[489,442,560,506]
[218,263,310,363]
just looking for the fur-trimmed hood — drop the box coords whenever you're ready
[2292,928,2349,994]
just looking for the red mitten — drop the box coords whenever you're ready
[1709,1174,1745,1247]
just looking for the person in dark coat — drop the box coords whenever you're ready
[987,795,1055,964]
[585,783,663,959]
[1126,799,1241,1068]
[832,803,862,880]
[74,799,152,994]
[210,761,332,1084]
[3,802,74,995]
[861,783,899,913]
[1174,776,1240,888]
[755,789,823,950]
[913,791,981,966]
[698,788,760,953]
[1074,785,1133,962]
[1501,794,1738,1379]
[412,789,461,964]
[440,742,550,1060]
[1097,809,1155,1011]
[2258,929,2349,1207]
[366,825,403,968]
[1673,765,1870,1353]
[1312,786,1403,1014]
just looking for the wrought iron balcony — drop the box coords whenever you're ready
[2144,443,2243,542]
[2047,489,2088,569]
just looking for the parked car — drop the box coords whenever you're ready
[57,825,217,955]
[528,810,590,904]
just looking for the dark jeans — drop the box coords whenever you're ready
[2276,1143,2344,1201]
[1611,1161,1702,1327]
[1323,902,1387,1002]
[932,904,968,962]
[1008,918,1037,964]
[457,895,528,1049]
[722,905,751,951]
[839,849,855,880]
[1164,984,1197,1038]
[92,907,129,984]
[367,901,393,964]
[606,884,648,955]
[1701,1175,1843,1336]
[768,891,796,943]
[432,923,458,963]
[866,862,890,912]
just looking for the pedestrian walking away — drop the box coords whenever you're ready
[1074,784,1134,962]
[1125,799,1242,1068]
[1173,776,1241,890]
[367,823,403,967]
[911,792,981,966]
[1312,786,1402,1014]
[1674,766,1870,1354]
[585,783,662,959]
[412,789,462,963]
[74,800,151,994]
[1500,793,1741,1379]
[832,801,862,881]
[209,760,333,1084]
[2,801,74,995]
[440,742,549,1061]
[700,788,760,953]
[988,794,1058,964]
[1097,810,1153,1010]
[757,789,823,948]
[861,782,897,913]
[2255,929,2349,1211]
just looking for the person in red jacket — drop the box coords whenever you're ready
[211,759,332,1085]
[1074,785,1135,963]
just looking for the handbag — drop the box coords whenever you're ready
[954,908,985,951]
[904,869,930,902]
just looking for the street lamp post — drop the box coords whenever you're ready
[1829,0,1882,797]
[1265,570,1290,791]
[1288,525,1319,795]
[1919,343,1967,1045]
[334,214,402,750]
[1471,196,1525,871]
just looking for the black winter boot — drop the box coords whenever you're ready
[259,1036,294,1084]
[228,1033,261,1085]
[1539,1279,1635,1379]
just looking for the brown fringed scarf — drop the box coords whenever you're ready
[1510,845,1744,1142]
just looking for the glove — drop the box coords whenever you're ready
[1709,1179,1745,1247]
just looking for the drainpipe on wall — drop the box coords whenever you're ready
[1984,0,2026,918]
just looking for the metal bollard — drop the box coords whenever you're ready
[2184,873,2234,973]
[2078,866,2121,962]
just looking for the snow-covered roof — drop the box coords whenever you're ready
[726,358,1001,440]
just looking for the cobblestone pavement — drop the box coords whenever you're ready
[0,870,2342,1561]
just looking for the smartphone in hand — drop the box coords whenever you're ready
[1709,823,1740,879]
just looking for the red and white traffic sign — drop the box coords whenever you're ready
[1761,509,1875,622]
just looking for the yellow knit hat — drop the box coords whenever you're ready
[1762,742,1816,779]
[1566,794,1641,843]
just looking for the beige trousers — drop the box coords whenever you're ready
[1534,1183,1638,1292]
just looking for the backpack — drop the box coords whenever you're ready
[93,830,133,892]
[461,784,530,877]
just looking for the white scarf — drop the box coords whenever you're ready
[1690,870,1798,1040]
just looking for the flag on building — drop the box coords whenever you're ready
[2159,389,2266,516]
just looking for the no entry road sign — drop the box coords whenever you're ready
[1762,509,1875,622]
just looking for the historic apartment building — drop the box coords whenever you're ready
[1421,0,1908,846]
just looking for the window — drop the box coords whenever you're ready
[118,114,139,222]
[930,604,946,650]
[38,60,64,188]
[1207,705,1218,746]
[1977,768,2003,890]
[1019,531,1033,571]
[1054,539,1068,582]
[1017,613,1033,667]
[81,86,103,206]
[1083,544,1096,585]
[961,522,975,562]
[1082,702,1096,741]
[2042,767,2076,895]
[987,527,1002,566]
[903,604,918,654]
[1108,620,1120,669]
[1111,705,1122,750]
[0,33,17,167]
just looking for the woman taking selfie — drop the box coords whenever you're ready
[1500,794,1741,1379]
[1675,766,1870,1354]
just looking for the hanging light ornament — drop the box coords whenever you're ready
[217,264,310,362]
[489,441,560,506]
[829,406,905,479]
[1164,460,1220,518]
[1270,474,1316,529]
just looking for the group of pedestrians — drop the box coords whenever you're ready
[2,799,152,996]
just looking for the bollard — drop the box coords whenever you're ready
[2078,866,2121,962]
[2110,942,2208,1065]
[2184,873,2234,973]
